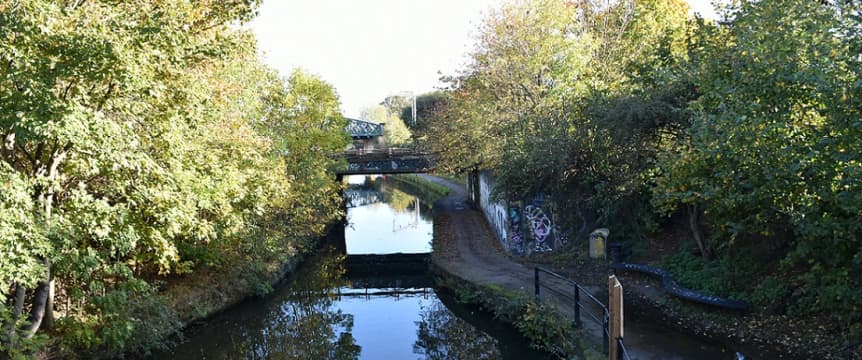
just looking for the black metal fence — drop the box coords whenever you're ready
[845,341,861,360]
[534,267,631,359]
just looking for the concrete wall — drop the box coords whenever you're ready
[474,171,569,256]
[478,171,509,249]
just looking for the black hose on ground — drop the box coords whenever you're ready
[609,262,750,311]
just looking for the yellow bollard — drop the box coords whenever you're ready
[589,228,609,259]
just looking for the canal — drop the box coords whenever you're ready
[154,175,551,359]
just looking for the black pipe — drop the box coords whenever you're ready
[609,262,750,311]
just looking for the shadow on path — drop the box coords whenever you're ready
[423,175,735,360]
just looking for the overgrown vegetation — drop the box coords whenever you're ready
[426,0,862,344]
[434,270,594,359]
[360,104,413,146]
[0,0,348,357]
[388,175,450,204]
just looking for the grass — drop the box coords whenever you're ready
[432,172,467,185]
[388,174,450,203]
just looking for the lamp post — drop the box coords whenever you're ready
[397,91,417,127]
[411,92,417,127]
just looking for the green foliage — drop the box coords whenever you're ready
[660,250,737,297]
[653,0,862,336]
[0,0,349,354]
[429,0,692,242]
[0,163,48,289]
[430,0,862,341]
[54,283,182,357]
[360,104,412,145]
[398,91,448,134]
[749,277,790,308]
[513,302,568,354]
[446,279,581,357]
[387,175,450,204]
[0,306,49,359]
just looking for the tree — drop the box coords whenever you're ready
[653,0,862,333]
[398,91,448,134]
[0,0,350,354]
[428,0,691,239]
[361,105,412,146]
[381,95,412,116]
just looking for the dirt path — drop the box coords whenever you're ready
[423,175,734,360]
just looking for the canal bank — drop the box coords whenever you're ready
[136,226,331,357]
[149,174,551,359]
[424,175,753,360]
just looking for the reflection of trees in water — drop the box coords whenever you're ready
[239,301,359,360]
[347,176,429,219]
[413,301,501,360]
[386,187,415,213]
[229,246,362,360]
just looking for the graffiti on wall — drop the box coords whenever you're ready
[505,196,570,255]
[508,207,524,255]
[475,171,574,256]
[524,204,553,252]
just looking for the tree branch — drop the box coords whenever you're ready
[96,81,115,111]
[61,81,75,101]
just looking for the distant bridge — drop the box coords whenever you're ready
[337,148,436,175]
[339,118,436,175]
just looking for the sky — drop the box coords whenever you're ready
[249,0,718,119]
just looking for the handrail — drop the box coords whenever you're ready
[534,266,617,355]
[341,148,435,156]
[844,341,861,360]
[534,266,577,285]
[617,337,632,360]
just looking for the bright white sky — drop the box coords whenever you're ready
[249,0,718,119]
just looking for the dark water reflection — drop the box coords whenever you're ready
[414,299,501,359]
[153,244,550,359]
[152,175,551,359]
[345,175,434,254]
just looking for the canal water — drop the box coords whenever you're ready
[154,175,550,359]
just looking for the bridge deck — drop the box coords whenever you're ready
[337,147,436,175]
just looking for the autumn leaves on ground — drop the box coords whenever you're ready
[1,0,861,358]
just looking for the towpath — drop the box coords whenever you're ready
[422,175,732,360]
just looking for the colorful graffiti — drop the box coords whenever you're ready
[504,197,572,255]
[524,205,552,252]
[508,207,524,255]
[477,173,575,256]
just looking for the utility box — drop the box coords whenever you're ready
[589,228,609,259]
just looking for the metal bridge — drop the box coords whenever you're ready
[338,148,435,175]
[339,118,435,175]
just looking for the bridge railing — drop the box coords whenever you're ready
[341,147,434,158]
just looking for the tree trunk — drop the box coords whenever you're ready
[2,132,14,165]
[26,147,67,337]
[687,204,712,259]
[25,259,51,339]
[5,284,26,345]
[44,279,55,329]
